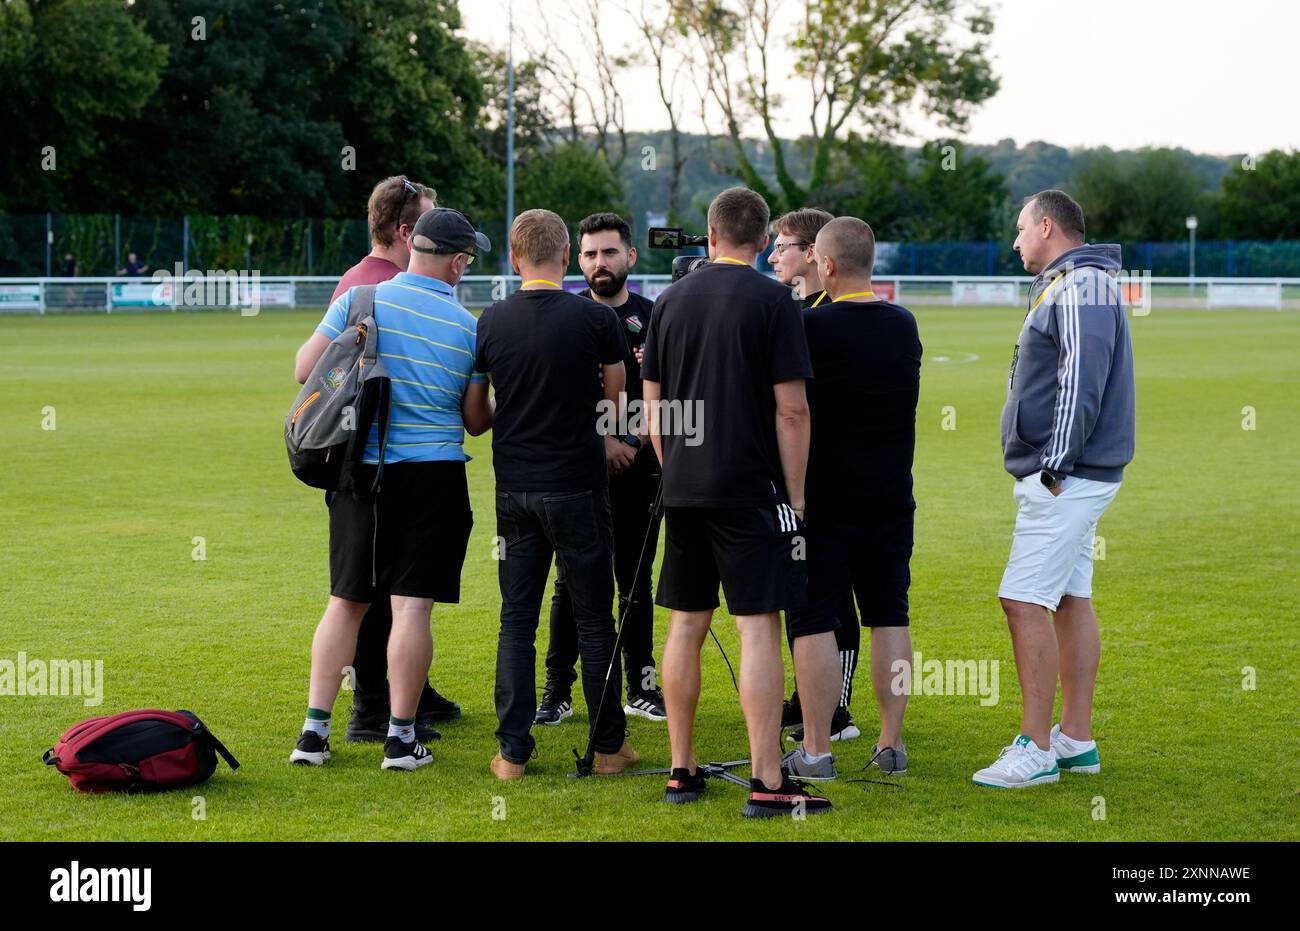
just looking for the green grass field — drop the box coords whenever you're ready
[1,306,1296,841]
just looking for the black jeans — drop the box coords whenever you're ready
[545,453,661,699]
[494,487,626,763]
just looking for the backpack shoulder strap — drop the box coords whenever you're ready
[338,283,390,497]
[345,284,377,329]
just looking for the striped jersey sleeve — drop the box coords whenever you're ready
[315,292,351,338]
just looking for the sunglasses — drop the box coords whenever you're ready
[396,178,422,238]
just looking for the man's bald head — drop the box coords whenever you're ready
[814,217,875,284]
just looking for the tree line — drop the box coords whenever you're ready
[2,0,1294,277]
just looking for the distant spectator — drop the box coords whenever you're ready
[62,253,77,277]
[119,253,148,277]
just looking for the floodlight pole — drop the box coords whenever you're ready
[504,0,515,278]
[1186,215,1198,297]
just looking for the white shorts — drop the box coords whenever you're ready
[998,473,1121,611]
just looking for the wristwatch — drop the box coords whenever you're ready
[1040,468,1065,490]
[621,434,642,450]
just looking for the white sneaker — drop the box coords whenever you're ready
[972,735,1060,788]
[1050,723,1101,774]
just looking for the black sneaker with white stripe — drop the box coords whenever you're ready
[534,688,573,726]
[624,688,667,721]
[381,737,433,771]
[785,705,861,743]
[289,731,331,766]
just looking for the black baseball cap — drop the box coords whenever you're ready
[411,208,491,256]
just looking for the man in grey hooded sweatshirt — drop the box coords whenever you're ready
[973,189,1135,790]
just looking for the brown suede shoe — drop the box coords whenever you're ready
[594,742,640,775]
[490,752,526,780]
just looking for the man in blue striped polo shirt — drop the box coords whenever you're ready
[290,208,494,772]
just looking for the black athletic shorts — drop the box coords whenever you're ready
[327,460,473,603]
[787,510,914,633]
[656,501,808,616]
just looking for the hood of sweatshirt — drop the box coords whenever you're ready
[1027,243,1122,307]
[1042,243,1122,278]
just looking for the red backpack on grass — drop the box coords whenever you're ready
[43,709,239,794]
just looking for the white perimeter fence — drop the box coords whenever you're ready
[1,274,1297,314]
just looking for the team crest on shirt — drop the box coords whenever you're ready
[324,366,345,389]
[625,315,643,333]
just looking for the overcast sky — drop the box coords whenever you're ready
[459,0,1298,156]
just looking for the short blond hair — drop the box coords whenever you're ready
[510,209,570,266]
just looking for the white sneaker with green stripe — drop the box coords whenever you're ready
[1050,724,1101,774]
[972,735,1060,788]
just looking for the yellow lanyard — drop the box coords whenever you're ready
[1030,273,1065,312]
[521,279,561,289]
[810,290,828,307]
[836,291,875,301]
[714,257,749,266]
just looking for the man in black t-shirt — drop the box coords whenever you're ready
[535,213,667,727]
[769,207,865,756]
[118,252,148,277]
[642,186,830,818]
[788,216,922,777]
[475,209,639,779]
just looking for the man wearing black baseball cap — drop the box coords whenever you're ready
[411,207,493,259]
[290,206,493,773]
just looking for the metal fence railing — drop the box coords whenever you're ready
[2,274,1297,316]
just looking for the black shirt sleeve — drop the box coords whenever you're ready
[767,293,814,383]
[595,303,626,365]
[640,300,661,381]
[474,305,492,374]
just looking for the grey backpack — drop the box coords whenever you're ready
[285,285,391,495]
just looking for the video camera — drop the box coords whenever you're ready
[648,227,710,282]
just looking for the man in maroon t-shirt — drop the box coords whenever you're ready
[327,176,437,304]
[307,175,463,742]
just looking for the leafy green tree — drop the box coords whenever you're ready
[830,139,1007,242]
[516,144,626,270]
[904,141,1009,240]
[828,137,911,238]
[3,0,498,219]
[1072,148,1205,240]
[1218,150,1300,239]
[330,0,493,216]
[672,0,998,214]
[0,0,167,212]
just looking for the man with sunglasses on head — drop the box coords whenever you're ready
[299,176,463,747]
[329,176,436,304]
